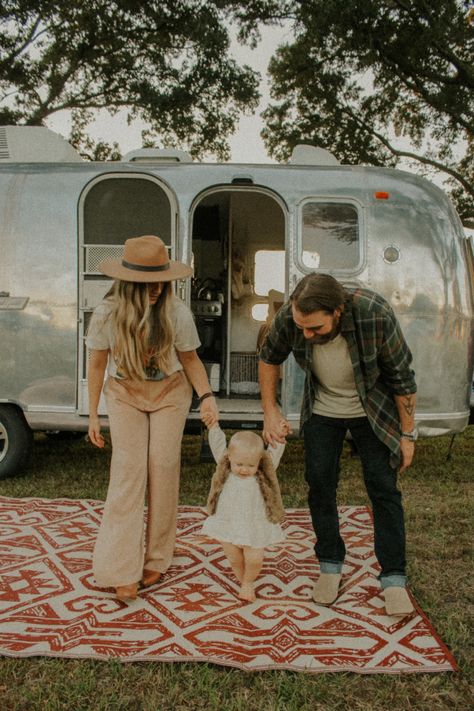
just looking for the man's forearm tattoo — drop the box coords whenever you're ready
[400,395,415,417]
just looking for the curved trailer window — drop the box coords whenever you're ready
[84,177,171,246]
[300,202,359,271]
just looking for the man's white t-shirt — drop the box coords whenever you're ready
[311,333,365,418]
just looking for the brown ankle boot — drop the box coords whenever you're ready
[141,569,162,588]
[115,583,138,602]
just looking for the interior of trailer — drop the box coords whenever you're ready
[190,190,286,415]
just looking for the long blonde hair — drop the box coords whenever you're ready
[107,280,174,380]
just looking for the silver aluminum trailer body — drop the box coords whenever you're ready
[0,128,472,476]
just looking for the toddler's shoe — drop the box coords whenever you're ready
[312,573,341,606]
[115,583,138,602]
[384,586,414,617]
[141,569,162,588]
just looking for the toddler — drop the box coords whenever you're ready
[201,423,286,602]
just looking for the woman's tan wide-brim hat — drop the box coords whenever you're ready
[98,235,193,282]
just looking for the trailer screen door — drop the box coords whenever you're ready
[78,174,176,414]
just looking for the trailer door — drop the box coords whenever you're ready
[77,173,178,415]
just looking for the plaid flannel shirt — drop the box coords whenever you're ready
[259,287,417,466]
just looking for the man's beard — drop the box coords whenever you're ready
[308,316,341,345]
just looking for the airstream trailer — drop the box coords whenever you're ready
[0,126,472,478]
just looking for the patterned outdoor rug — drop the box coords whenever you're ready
[0,497,457,673]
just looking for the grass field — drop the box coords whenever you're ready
[0,427,473,711]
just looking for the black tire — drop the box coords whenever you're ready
[0,405,33,479]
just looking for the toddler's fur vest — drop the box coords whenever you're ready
[207,451,285,524]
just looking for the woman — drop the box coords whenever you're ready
[86,234,218,602]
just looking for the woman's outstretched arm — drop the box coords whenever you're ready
[87,349,109,448]
[177,349,219,427]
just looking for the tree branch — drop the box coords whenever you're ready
[0,16,46,65]
[370,41,473,134]
[391,0,474,86]
[343,103,473,197]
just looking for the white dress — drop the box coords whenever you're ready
[201,427,286,548]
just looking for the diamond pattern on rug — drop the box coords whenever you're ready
[0,497,456,673]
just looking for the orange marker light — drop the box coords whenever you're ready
[375,191,390,200]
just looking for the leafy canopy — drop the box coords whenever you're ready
[229,0,474,226]
[0,0,259,159]
[1,0,473,224]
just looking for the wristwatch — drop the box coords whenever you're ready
[401,428,418,441]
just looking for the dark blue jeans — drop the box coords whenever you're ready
[303,414,406,579]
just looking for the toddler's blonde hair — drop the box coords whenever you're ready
[228,431,264,458]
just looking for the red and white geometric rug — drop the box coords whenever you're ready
[0,497,457,673]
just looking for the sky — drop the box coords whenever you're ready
[226,25,292,163]
[48,25,290,165]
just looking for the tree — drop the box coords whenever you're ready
[0,0,259,159]
[229,0,474,226]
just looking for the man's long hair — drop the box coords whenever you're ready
[290,273,346,314]
[108,280,173,380]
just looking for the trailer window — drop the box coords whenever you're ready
[301,202,359,270]
[84,177,171,245]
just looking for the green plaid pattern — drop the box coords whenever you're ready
[259,287,417,466]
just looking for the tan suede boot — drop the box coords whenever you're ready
[115,583,138,602]
[384,586,415,617]
[141,569,162,588]
[312,573,342,605]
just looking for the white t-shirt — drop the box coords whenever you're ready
[311,333,365,418]
[86,295,200,379]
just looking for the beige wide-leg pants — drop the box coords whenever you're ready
[92,370,192,587]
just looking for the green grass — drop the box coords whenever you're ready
[0,428,473,711]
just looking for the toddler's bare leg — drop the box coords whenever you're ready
[239,547,264,602]
[222,542,244,583]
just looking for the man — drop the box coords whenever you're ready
[259,274,417,617]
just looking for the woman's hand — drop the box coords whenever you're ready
[200,396,219,429]
[87,349,108,449]
[88,414,105,448]
[177,350,220,428]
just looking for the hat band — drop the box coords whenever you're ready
[121,259,170,272]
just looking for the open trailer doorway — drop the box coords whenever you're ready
[190,188,286,424]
